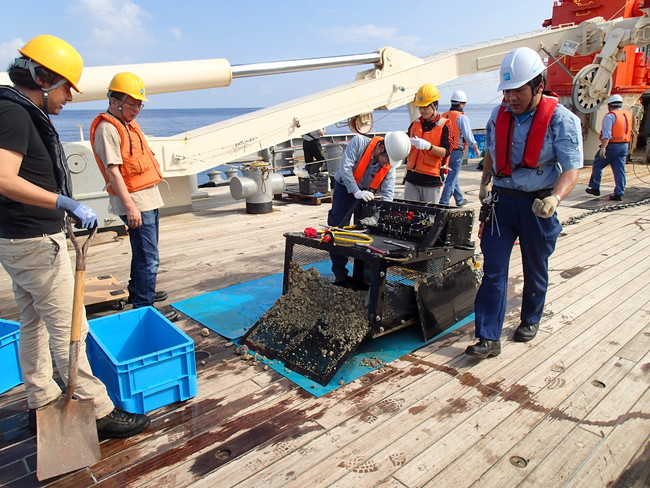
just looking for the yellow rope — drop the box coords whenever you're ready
[317,226,374,245]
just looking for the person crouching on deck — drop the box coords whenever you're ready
[327,131,411,287]
[466,47,583,359]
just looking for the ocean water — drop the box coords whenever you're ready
[52,104,497,184]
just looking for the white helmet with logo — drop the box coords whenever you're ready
[451,90,467,103]
[498,47,546,91]
[383,132,411,168]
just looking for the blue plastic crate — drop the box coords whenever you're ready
[0,320,23,394]
[468,133,486,159]
[87,307,197,414]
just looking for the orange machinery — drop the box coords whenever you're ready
[543,0,650,97]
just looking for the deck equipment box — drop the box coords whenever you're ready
[87,307,197,414]
[298,174,329,195]
[0,320,22,394]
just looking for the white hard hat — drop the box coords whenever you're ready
[451,90,467,103]
[383,132,410,168]
[498,47,546,91]
[607,94,623,104]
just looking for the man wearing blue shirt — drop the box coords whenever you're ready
[585,94,632,201]
[466,47,583,359]
[327,132,410,285]
[440,91,480,206]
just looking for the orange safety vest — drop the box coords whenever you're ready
[352,136,392,191]
[602,110,632,143]
[90,113,163,195]
[406,117,449,177]
[441,109,463,150]
[495,94,559,177]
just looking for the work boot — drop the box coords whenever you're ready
[158,307,179,322]
[513,322,539,342]
[465,339,501,359]
[96,408,151,439]
[333,276,353,288]
[127,290,168,304]
[609,194,622,201]
[585,187,600,196]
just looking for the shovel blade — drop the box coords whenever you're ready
[36,398,101,481]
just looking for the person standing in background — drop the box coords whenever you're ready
[585,94,632,201]
[404,83,453,204]
[90,72,177,322]
[302,128,326,174]
[440,90,480,207]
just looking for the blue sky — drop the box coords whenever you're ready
[1,0,557,109]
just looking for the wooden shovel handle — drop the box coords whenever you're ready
[65,218,97,396]
[66,218,97,342]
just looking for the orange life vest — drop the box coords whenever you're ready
[406,117,449,177]
[441,109,463,150]
[352,136,391,191]
[90,113,163,195]
[495,94,559,177]
[602,110,632,143]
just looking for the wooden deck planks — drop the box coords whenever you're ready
[0,166,649,487]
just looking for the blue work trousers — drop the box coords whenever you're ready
[121,209,160,308]
[327,180,357,280]
[588,143,627,196]
[474,195,561,341]
[439,149,465,205]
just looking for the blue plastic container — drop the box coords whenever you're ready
[0,320,23,394]
[468,133,486,159]
[87,307,197,414]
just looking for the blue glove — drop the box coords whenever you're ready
[56,195,98,229]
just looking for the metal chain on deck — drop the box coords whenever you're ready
[560,197,650,226]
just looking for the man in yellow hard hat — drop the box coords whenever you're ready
[0,35,150,438]
[404,83,453,204]
[90,72,177,321]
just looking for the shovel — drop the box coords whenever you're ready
[36,218,101,481]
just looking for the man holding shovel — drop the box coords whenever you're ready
[0,35,150,439]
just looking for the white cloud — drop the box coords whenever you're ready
[0,38,25,70]
[170,27,182,42]
[318,24,397,44]
[316,24,435,55]
[71,0,153,62]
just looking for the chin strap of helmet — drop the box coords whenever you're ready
[13,58,67,111]
[525,75,545,113]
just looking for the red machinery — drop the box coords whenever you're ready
[544,0,650,97]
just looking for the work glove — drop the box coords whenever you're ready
[56,195,98,229]
[479,181,492,202]
[410,136,432,151]
[531,195,560,219]
[599,147,606,159]
[354,190,374,202]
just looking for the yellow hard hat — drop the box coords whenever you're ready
[108,72,149,101]
[18,35,83,92]
[414,83,440,107]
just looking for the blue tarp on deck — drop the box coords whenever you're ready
[171,273,474,397]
